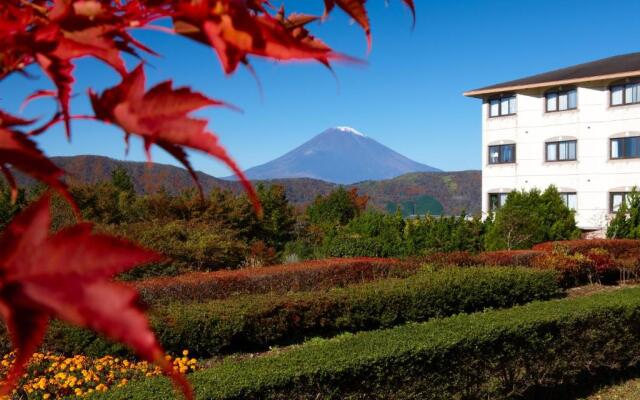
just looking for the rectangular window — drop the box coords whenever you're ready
[488,144,516,164]
[489,193,509,211]
[611,136,640,159]
[488,95,517,117]
[559,192,577,210]
[545,89,577,112]
[546,140,577,161]
[611,82,640,106]
[611,192,629,213]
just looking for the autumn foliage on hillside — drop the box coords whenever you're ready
[0,0,415,398]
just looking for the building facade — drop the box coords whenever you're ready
[465,53,640,233]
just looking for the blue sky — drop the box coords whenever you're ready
[4,0,640,177]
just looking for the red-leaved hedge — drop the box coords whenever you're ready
[423,240,640,287]
[533,239,640,257]
[423,250,545,268]
[134,258,419,305]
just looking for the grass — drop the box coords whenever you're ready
[581,376,640,399]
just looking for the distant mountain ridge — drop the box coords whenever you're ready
[16,155,480,215]
[235,127,441,184]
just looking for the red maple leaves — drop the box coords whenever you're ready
[0,0,415,398]
[0,194,192,398]
[89,64,261,211]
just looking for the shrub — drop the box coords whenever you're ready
[475,250,544,266]
[423,250,545,268]
[533,239,640,258]
[5,268,561,358]
[531,252,595,288]
[108,221,249,279]
[485,186,580,250]
[94,287,640,400]
[422,251,481,267]
[134,258,418,304]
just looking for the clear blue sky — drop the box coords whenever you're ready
[3,0,640,177]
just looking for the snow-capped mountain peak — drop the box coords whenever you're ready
[334,126,365,137]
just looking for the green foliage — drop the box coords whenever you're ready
[306,187,366,231]
[11,267,560,358]
[93,286,640,400]
[109,220,248,280]
[322,210,407,257]
[110,166,135,195]
[485,186,580,250]
[607,188,640,239]
[0,182,26,230]
[405,212,485,254]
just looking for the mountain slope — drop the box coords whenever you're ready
[239,127,440,184]
[15,155,480,215]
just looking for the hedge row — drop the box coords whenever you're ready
[425,240,640,287]
[3,267,561,358]
[533,239,640,257]
[93,286,640,400]
[134,258,418,304]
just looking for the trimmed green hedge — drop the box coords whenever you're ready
[94,287,640,400]
[0,267,560,358]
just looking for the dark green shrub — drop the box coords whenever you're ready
[93,287,640,400]
[485,186,580,250]
[7,267,560,358]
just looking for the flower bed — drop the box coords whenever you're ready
[134,258,419,304]
[0,351,197,399]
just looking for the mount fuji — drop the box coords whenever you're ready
[237,127,440,184]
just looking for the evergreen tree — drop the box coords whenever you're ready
[485,186,579,250]
[607,188,640,238]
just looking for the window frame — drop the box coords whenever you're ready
[559,192,577,210]
[488,95,517,118]
[488,144,516,165]
[545,88,577,112]
[488,193,509,212]
[545,139,577,162]
[610,136,640,160]
[610,192,629,213]
[610,80,640,107]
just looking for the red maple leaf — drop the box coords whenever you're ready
[0,194,192,399]
[89,64,261,213]
[0,111,75,208]
[173,0,353,74]
[323,0,416,47]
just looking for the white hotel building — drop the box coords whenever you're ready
[465,53,640,235]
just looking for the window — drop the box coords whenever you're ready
[545,140,577,161]
[545,89,577,112]
[559,192,577,210]
[611,136,640,159]
[489,193,509,211]
[610,192,629,212]
[611,82,640,106]
[488,95,517,117]
[488,144,516,164]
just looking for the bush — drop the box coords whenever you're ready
[108,221,249,279]
[94,287,640,400]
[322,210,406,257]
[485,186,580,250]
[475,250,544,266]
[134,258,418,305]
[531,252,595,288]
[5,268,561,358]
[533,239,640,258]
[423,250,544,268]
